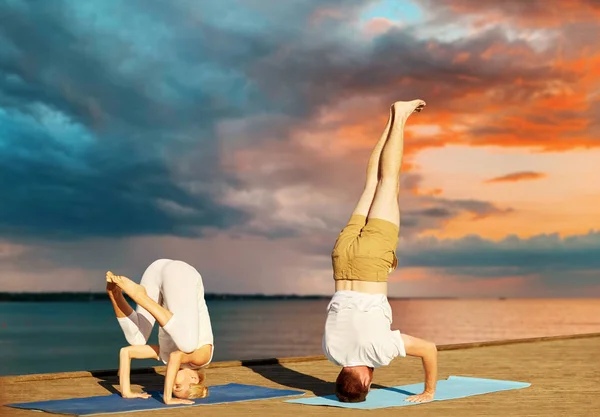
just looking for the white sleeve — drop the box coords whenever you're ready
[366,330,407,368]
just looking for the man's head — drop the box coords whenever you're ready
[335,366,373,403]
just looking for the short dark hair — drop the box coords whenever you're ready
[334,368,369,403]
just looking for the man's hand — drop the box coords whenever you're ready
[405,391,434,403]
[164,397,194,405]
[121,391,151,400]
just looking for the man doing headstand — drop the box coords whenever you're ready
[323,99,438,403]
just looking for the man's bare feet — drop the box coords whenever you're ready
[106,271,146,300]
[391,99,426,121]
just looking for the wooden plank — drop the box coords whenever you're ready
[5,332,600,383]
[1,334,599,416]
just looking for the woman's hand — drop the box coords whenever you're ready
[164,397,194,405]
[106,280,121,294]
[121,391,151,400]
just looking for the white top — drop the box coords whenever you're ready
[322,290,406,368]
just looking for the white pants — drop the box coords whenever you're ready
[117,259,213,359]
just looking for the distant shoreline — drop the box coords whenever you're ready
[0,292,460,302]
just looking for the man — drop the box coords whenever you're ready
[322,99,438,403]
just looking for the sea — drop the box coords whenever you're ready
[1,298,599,377]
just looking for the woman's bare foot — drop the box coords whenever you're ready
[106,280,121,294]
[106,271,146,300]
[391,99,426,121]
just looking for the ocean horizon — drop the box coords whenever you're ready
[1,298,599,377]
[3,292,600,302]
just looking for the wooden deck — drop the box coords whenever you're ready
[2,333,599,416]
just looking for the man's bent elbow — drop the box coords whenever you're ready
[426,341,438,360]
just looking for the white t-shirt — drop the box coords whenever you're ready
[322,290,406,368]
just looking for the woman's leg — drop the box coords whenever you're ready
[112,259,172,345]
[159,261,201,353]
[107,281,133,318]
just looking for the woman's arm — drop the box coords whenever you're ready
[118,345,159,399]
[163,351,194,405]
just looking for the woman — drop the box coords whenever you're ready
[106,259,214,405]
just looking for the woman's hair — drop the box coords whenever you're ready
[186,370,209,399]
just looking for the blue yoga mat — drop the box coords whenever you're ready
[287,376,530,409]
[7,383,304,415]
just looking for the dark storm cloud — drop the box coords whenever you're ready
[0,0,272,239]
[0,0,595,242]
[0,0,378,240]
[0,108,246,239]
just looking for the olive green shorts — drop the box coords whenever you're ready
[331,215,399,282]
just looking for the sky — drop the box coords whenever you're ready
[0,0,599,297]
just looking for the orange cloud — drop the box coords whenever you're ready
[453,51,471,63]
[485,171,547,184]
[434,0,600,28]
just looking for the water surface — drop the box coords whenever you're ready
[1,298,598,376]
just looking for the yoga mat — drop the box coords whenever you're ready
[7,383,304,416]
[287,376,530,409]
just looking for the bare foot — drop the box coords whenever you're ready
[106,271,146,299]
[391,99,426,121]
[106,280,121,294]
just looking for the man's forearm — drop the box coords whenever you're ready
[422,343,438,394]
